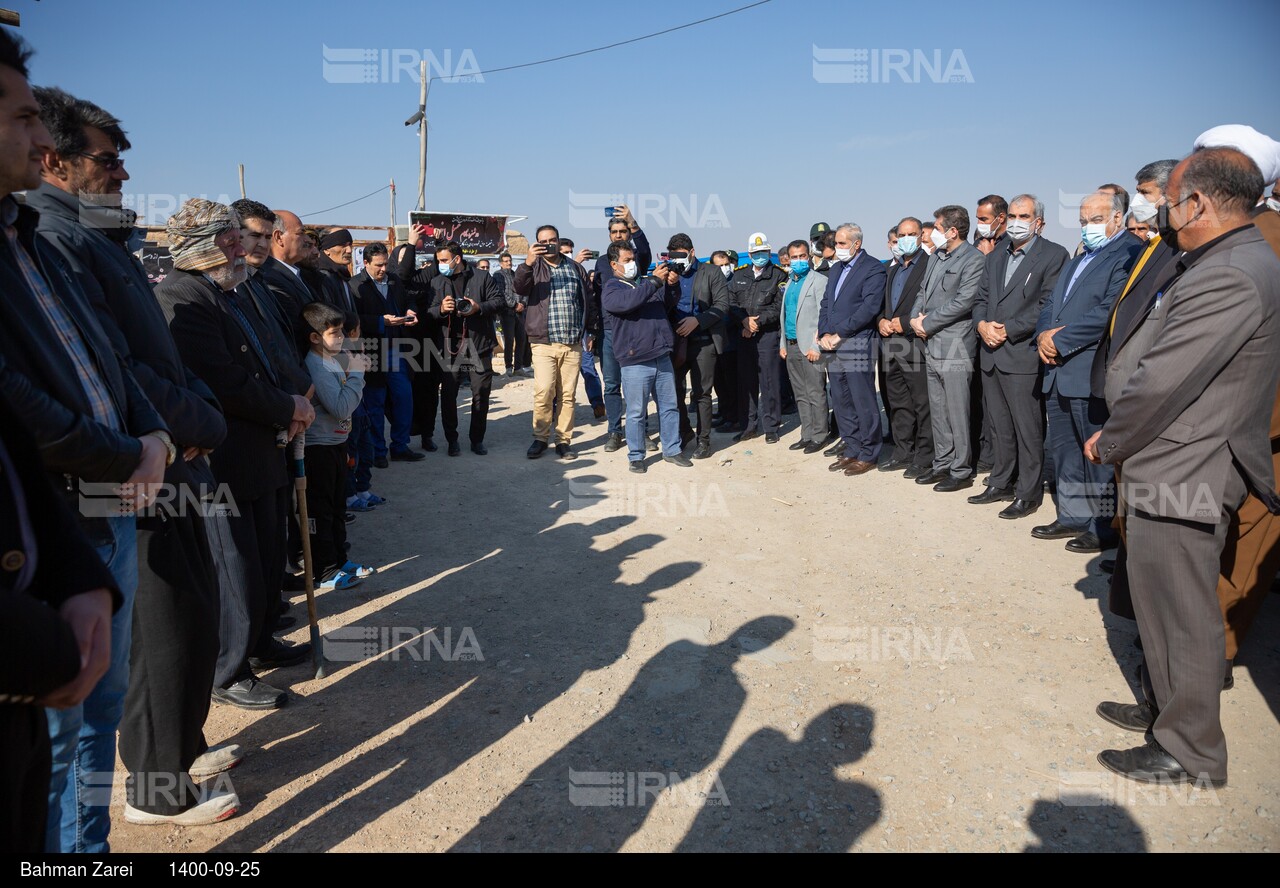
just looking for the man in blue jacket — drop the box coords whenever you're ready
[600,243,686,471]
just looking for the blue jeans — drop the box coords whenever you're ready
[600,326,624,436]
[621,356,682,461]
[346,409,373,496]
[46,514,138,853]
[580,332,603,408]
[364,367,413,457]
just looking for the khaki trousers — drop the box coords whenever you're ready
[531,342,583,445]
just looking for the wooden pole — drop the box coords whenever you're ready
[238,164,246,199]
[389,177,396,228]
[0,10,21,26]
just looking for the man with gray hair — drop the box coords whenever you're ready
[1031,192,1141,551]
[908,205,984,491]
[156,200,316,714]
[968,195,1068,518]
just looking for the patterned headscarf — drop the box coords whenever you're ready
[166,198,240,272]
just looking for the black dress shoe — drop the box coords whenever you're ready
[734,429,761,443]
[1223,659,1234,691]
[802,440,826,454]
[967,485,1015,505]
[1031,520,1083,540]
[374,455,389,469]
[604,433,625,452]
[629,460,647,474]
[447,440,461,457]
[390,449,426,462]
[764,433,779,444]
[823,441,845,458]
[420,438,438,453]
[275,614,298,630]
[693,443,712,460]
[1096,700,1156,733]
[903,464,927,480]
[914,469,948,485]
[1100,558,1116,574]
[527,440,548,459]
[212,678,286,711]
[1097,738,1224,787]
[878,458,910,472]
[998,498,1040,520]
[646,437,660,451]
[789,440,809,451]
[471,442,488,455]
[1065,532,1102,553]
[555,443,575,459]
[664,454,694,467]
[933,476,974,492]
[249,641,312,671]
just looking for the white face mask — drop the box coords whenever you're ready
[1129,192,1159,222]
[721,265,733,278]
[834,246,854,262]
[622,260,637,279]
[1267,197,1280,214]
[930,227,948,250]
[1006,218,1036,241]
[976,222,993,239]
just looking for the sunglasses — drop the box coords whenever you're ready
[76,151,126,171]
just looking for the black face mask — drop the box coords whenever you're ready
[1155,205,1179,252]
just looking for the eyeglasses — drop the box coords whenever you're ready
[76,151,126,171]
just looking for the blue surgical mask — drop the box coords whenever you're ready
[897,235,918,256]
[440,261,455,277]
[750,253,769,268]
[790,259,810,276]
[1081,223,1109,252]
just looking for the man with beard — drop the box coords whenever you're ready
[155,200,315,715]
[30,88,235,826]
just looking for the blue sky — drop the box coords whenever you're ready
[17,0,1280,255]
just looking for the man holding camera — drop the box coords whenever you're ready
[428,241,505,455]
[514,225,600,459]
[593,205,651,451]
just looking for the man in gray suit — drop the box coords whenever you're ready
[1088,148,1280,787]
[1033,192,1142,551]
[969,195,1069,518]
[909,205,984,491]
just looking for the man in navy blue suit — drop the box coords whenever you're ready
[818,223,887,476]
[1033,191,1142,552]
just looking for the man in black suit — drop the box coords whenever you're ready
[877,216,932,475]
[428,241,506,455]
[392,231,445,452]
[728,232,788,444]
[669,233,732,459]
[258,208,317,363]
[156,200,316,713]
[969,195,1069,518]
[350,242,424,463]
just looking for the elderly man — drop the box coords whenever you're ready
[30,87,235,827]
[0,33,169,852]
[156,200,315,715]
[968,195,1069,518]
[1088,148,1280,787]
[258,209,318,361]
[909,206,985,491]
[1033,192,1142,550]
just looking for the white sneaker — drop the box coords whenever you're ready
[345,494,363,508]
[124,787,239,825]
[190,743,245,779]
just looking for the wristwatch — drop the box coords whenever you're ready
[148,430,177,467]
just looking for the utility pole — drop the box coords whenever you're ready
[404,60,429,211]
[238,164,246,199]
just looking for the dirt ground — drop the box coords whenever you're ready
[112,367,1280,853]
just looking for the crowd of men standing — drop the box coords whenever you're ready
[1,19,1279,853]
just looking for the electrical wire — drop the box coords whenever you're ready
[301,185,391,218]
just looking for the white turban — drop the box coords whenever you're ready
[1193,124,1280,186]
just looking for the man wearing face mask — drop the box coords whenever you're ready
[1032,192,1142,551]
[593,206,650,451]
[428,240,504,455]
[973,194,1008,256]
[970,196,1008,472]
[969,195,1069,518]
[820,223,888,474]
[708,250,741,438]
[878,217,932,475]
[600,244,686,470]
[919,222,937,256]
[908,207,984,490]
[668,233,731,459]
[728,233,787,444]
[1087,147,1280,789]
[778,240,830,452]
